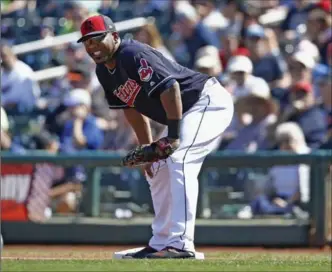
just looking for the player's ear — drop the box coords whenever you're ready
[112,32,120,43]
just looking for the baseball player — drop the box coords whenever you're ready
[78,15,234,259]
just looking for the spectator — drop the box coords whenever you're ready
[194,45,223,80]
[97,0,118,20]
[312,62,330,99]
[172,0,220,68]
[36,0,63,18]
[60,88,104,152]
[327,42,332,68]
[44,64,110,136]
[1,0,29,17]
[220,55,271,144]
[289,50,315,84]
[27,24,56,70]
[305,4,332,64]
[295,39,320,63]
[59,89,104,209]
[65,63,110,122]
[279,82,327,148]
[73,0,101,13]
[65,63,136,151]
[62,42,92,71]
[1,43,41,113]
[0,106,27,153]
[320,71,332,132]
[59,2,89,35]
[101,110,137,151]
[280,0,316,35]
[28,130,81,218]
[264,28,284,57]
[226,55,270,101]
[1,107,11,150]
[134,22,175,61]
[239,122,310,219]
[244,24,289,89]
[318,70,332,149]
[225,73,277,152]
[23,130,65,222]
[218,28,248,71]
[220,0,244,36]
[32,130,59,152]
[193,0,229,33]
[274,50,317,107]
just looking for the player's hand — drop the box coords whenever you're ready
[122,138,178,167]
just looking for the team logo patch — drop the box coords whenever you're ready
[84,20,95,33]
[138,58,153,82]
[113,79,141,107]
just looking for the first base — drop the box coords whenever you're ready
[113,247,205,260]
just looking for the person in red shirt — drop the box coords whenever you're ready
[218,28,250,71]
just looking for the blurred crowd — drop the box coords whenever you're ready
[1,0,331,218]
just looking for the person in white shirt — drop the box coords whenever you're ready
[222,55,277,151]
[1,107,11,150]
[238,122,310,219]
[1,43,41,113]
[226,55,270,101]
[194,45,223,79]
[194,0,229,33]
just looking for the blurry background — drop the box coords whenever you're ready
[1,0,331,246]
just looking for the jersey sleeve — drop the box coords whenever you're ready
[122,50,177,98]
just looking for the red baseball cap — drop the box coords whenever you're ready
[291,82,313,93]
[77,15,116,43]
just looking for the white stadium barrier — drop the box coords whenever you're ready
[12,17,155,82]
[13,17,155,55]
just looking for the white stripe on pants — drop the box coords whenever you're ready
[147,77,234,251]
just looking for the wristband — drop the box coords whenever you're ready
[167,119,181,139]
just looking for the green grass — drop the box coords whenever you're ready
[2,253,331,272]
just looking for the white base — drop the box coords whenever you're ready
[113,247,205,260]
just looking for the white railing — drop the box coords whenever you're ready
[259,6,287,26]
[13,17,154,55]
[33,65,68,82]
[13,17,154,82]
[12,10,285,83]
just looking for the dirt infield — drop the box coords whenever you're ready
[2,245,331,260]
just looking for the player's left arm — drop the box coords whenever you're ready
[121,50,184,160]
[160,81,182,148]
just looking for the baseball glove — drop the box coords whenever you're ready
[122,137,176,167]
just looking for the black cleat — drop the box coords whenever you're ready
[146,246,195,259]
[123,246,158,259]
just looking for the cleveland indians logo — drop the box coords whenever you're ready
[84,20,95,33]
[138,58,153,82]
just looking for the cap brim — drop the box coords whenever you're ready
[246,32,265,39]
[64,98,80,107]
[229,66,250,73]
[77,31,109,43]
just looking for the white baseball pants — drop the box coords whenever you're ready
[146,77,234,251]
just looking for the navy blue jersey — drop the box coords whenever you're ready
[96,39,209,125]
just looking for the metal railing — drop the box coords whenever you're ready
[1,150,331,245]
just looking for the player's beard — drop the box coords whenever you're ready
[91,52,109,64]
[104,52,114,64]
[102,47,117,65]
